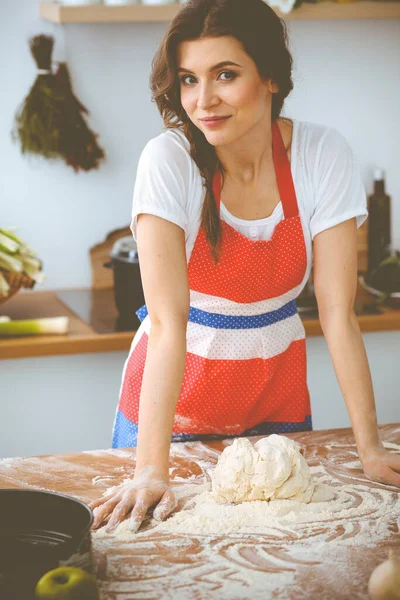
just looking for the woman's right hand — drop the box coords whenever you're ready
[89,466,177,534]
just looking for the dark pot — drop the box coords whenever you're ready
[104,236,145,331]
[0,489,93,600]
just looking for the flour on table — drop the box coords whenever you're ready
[91,438,400,600]
[92,438,400,541]
[211,435,315,503]
[95,435,332,540]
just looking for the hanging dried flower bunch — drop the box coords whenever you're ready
[12,34,105,173]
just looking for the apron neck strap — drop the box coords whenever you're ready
[212,170,222,213]
[271,120,298,219]
[212,120,298,219]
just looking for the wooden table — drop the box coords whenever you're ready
[1,425,399,599]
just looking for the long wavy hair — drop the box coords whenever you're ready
[150,0,294,260]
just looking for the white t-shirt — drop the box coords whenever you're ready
[130,119,368,291]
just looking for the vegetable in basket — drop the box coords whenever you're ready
[0,230,71,335]
[0,228,44,298]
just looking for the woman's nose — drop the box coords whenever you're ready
[197,82,218,110]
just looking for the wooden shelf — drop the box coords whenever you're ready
[39,1,400,23]
[40,2,180,22]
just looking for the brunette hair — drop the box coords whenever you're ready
[150,0,294,260]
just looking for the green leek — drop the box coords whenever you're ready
[0,229,44,297]
[0,232,19,254]
[0,228,36,255]
[22,263,45,283]
[0,249,23,273]
[19,255,41,270]
[0,228,23,244]
[0,316,69,336]
[0,273,10,296]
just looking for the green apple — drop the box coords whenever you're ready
[35,566,99,600]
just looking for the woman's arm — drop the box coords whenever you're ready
[313,218,400,487]
[90,214,190,532]
[135,213,190,475]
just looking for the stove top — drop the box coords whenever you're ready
[57,289,139,334]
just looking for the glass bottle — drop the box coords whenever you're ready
[367,167,391,274]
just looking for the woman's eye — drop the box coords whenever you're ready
[180,74,196,85]
[219,70,236,81]
[180,71,237,85]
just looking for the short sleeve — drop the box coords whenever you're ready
[130,131,190,241]
[310,128,368,240]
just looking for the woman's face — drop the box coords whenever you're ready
[177,36,277,147]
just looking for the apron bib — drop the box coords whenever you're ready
[113,121,312,447]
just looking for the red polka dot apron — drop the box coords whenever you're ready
[112,121,312,448]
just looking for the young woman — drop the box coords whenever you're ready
[90,0,400,533]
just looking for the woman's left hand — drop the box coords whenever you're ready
[361,446,400,488]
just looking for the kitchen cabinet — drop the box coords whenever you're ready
[39,1,400,23]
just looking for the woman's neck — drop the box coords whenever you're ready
[216,117,293,185]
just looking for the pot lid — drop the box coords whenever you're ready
[110,236,138,263]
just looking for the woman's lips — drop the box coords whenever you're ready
[200,116,231,128]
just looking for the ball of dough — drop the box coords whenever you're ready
[211,434,315,504]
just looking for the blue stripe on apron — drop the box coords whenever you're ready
[112,410,312,448]
[136,299,297,329]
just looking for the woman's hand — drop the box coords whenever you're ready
[360,446,400,488]
[89,466,177,534]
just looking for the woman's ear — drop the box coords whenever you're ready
[267,79,279,94]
